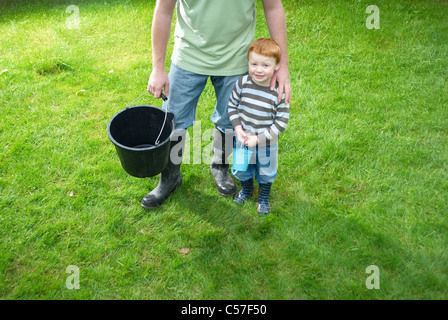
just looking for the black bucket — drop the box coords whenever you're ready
[107,101,175,178]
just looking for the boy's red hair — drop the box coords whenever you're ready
[247,38,281,64]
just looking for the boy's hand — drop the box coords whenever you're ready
[244,135,258,148]
[235,125,248,144]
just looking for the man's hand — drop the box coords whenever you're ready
[271,62,291,103]
[147,69,169,99]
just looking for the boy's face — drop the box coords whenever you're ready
[248,51,280,87]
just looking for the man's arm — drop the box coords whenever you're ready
[262,0,291,103]
[147,0,177,98]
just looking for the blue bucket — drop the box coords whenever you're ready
[232,146,253,171]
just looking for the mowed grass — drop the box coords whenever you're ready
[0,0,447,299]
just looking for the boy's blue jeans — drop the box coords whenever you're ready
[162,63,245,132]
[231,140,278,184]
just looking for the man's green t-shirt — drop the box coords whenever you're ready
[171,0,256,76]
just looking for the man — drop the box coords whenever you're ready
[142,0,291,209]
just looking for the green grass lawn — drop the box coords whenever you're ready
[1,0,447,299]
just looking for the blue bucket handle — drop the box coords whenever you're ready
[236,141,249,151]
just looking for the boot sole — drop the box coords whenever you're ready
[233,190,254,204]
[217,187,236,197]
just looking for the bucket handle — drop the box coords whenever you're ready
[126,92,169,146]
[235,140,249,151]
[126,91,168,108]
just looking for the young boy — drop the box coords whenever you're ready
[227,38,290,215]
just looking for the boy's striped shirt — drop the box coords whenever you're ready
[227,75,289,145]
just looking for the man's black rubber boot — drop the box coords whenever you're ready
[141,130,185,209]
[210,126,236,196]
